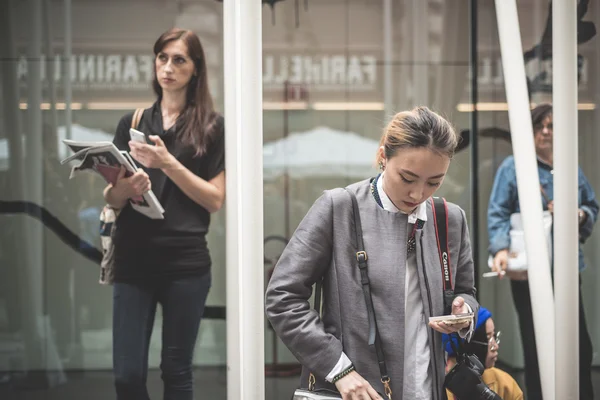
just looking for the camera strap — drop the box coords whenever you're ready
[431,197,454,314]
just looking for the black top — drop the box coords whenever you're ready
[111,102,225,281]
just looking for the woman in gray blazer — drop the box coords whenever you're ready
[266,107,479,400]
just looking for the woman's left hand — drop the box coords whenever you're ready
[129,135,175,170]
[428,296,471,334]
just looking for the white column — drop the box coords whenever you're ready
[553,0,579,398]
[383,0,393,117]
[223,1,265,400]
[494,2,555,400]
[64,0,72,139]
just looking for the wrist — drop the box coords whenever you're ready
[107,185,130,204]
[161,154,179,171]
[332,364,355,384]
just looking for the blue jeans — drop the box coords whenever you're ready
[112,273,211,400]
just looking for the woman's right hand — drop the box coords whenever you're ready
[334,371,382,400]
[492,249,527,280]
[109,167,151,202]
[492,249,508,279]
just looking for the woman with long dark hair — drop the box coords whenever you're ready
[103,28,225,400]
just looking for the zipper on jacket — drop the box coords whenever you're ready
[419,234,439,398]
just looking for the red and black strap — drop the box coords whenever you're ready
[431,197,454,314]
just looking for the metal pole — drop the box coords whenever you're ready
[26,0,46,371]
[64,0,72,139]
[469,0,480,293]
[494,2,555,399]
[383,0,393,117]
[553,0,579,398]
[0,0,24,196]
[592,0,600,351]
[43,0,58,138]
[412,0,428,106]
[0,0,28,367]
[224,1,265,399]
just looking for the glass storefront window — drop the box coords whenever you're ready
[2,0,598,398]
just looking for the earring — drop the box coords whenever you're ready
[379,161,384,170]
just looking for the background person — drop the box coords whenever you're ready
[487,103,597,400]
[443,306,524,400]
[103,28,225,400]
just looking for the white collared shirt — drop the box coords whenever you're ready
[377,172,432,399]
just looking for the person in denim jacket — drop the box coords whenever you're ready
[487,103,598,400]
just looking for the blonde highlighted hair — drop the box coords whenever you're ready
[376,106,459,165]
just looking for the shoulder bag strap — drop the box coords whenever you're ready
[431,197,454,314]
[344,189,391,397]
[131,108,144,130]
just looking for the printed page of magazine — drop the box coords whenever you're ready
[62,141,164,219]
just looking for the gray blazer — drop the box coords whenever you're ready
[265,179,478,399]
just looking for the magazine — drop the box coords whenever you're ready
[61,139,165,220]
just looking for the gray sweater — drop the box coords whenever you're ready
[265,179,479,399]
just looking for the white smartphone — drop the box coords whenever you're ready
[129,128,146,144]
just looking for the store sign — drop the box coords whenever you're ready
[263,54,377,92]
[17,52,590,96]
[16,52,378,93]
[476,55,590,92]
[17,54,155,90]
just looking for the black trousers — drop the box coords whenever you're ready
[113,273,211,400]
[510,278,594,400]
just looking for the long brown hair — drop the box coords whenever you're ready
[152,28,218,156]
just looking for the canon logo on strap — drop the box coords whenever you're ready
[442,252,450,281]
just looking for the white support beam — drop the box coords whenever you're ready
[224,1,265,400]
[553,0,579,398]
[494,1,555,399]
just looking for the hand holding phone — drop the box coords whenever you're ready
[129,128,147,144]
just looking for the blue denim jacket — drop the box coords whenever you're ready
[487,156,599,271]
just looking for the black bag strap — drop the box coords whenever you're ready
[345,189,391,390]
[431,197,454,314]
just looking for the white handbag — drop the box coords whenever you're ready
[292,388,341,400]
[488,210,553,271]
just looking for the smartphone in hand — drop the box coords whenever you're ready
[129,128,147,144]
[428,312,474,326]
